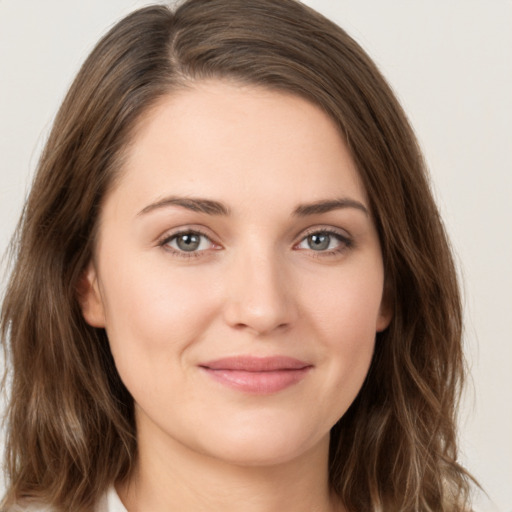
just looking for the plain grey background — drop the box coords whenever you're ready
[1,1,511,510]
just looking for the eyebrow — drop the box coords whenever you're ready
[138,196,230,216]
[293,198,368,217]
[137,196,368,217]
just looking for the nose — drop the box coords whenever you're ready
[222,250,298,336]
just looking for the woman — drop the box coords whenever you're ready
[1,0,476,510]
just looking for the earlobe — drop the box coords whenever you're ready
[376,304,393,332]
[376,281,393,332]
[76,263,106,328]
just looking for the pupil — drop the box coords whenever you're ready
[309,233,329,251]
[177,233,200,251]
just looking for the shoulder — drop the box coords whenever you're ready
[96,486,128,512]
[6,487,127,512]
[4,504,53,512]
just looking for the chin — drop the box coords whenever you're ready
[193,419,330,468]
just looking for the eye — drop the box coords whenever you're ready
[161,230,216,253]
[295,229,352,253]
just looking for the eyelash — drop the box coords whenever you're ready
[158,228,217,259]
[158,227,353,259]
[295,228,353,258]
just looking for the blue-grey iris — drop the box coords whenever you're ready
[308,233,330,251]
[177,233,201,251]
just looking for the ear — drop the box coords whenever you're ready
[376,280,393,332]
[76,262,106,328]
[376,303,393,332]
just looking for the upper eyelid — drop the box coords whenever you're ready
[158,225,216,244]
[163,230,212,244]
[297,225,351,240]
[158,230,219,258]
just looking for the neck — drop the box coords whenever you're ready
[118,418,343,512]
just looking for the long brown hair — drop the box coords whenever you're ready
[1,1,474,510]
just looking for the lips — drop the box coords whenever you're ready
[199,356,313,394]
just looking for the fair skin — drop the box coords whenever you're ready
[81,81,391,512]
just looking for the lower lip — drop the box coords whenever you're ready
[200,367,312,394]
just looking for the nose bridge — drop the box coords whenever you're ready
[223,241,297,335]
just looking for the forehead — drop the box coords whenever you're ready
[110,80,367,215]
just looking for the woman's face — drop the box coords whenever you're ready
[81,81,391,467]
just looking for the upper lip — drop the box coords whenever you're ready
[199,356,312,372]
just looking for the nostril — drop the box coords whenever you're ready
[230,320,291,337]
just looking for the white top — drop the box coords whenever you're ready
[9,485,501,512]
[8,487,127,512]
[97,487,128,512]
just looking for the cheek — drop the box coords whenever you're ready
[98,256,220,370]
[302,265,383,404]
[305,263,385,341]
